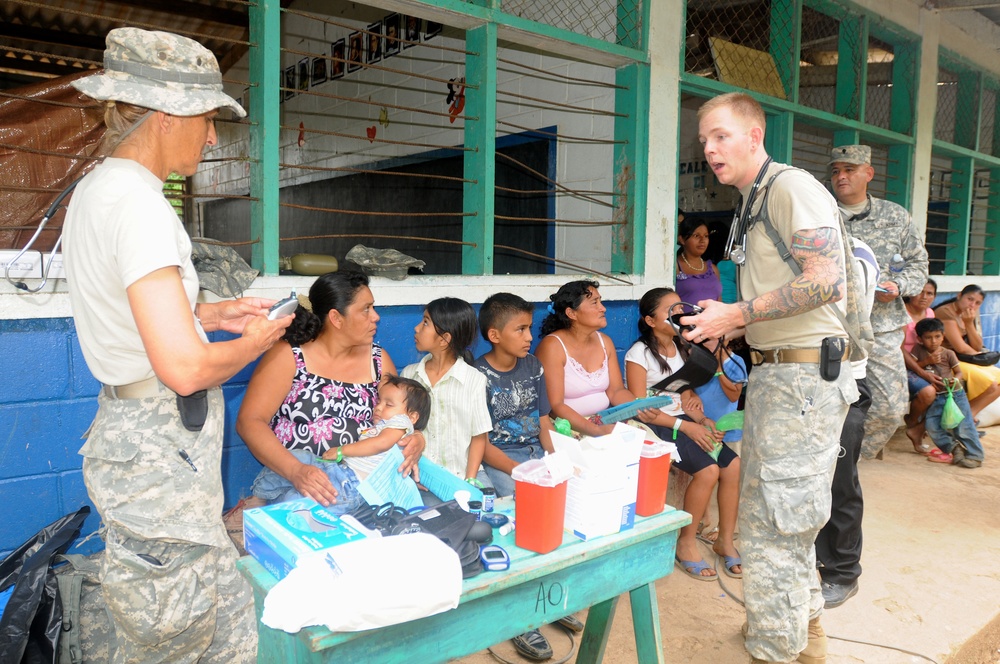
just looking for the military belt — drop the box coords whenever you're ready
[750,345,848,366]
[101,376,168,399]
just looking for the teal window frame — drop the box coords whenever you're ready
[245,0,651,277]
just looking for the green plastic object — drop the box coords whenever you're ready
[553,418,572,436]
[715,411,744,432]
[708,441,724,461]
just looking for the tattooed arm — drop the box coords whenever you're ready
[678,226,846,341]
[737,227,846,324]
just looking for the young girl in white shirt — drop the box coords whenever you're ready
[402,298,491,483]
[624,287,742,581]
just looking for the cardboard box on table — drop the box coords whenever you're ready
[243,498,372,580]
[550,423,645,541]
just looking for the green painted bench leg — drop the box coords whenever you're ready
[576,596,620,663]
[630,583,665,664]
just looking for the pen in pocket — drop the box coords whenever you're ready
[178,449,198,472]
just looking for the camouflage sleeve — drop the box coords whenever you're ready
[895,212,929,298]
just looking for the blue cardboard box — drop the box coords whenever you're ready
[243,498,369,580]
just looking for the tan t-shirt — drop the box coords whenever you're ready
[738,162,848,349]
[64,158,205,386]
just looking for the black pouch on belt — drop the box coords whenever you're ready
[177,390,208,432]
[820,337,846,382]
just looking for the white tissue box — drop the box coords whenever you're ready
[244,498,370,580]
[550,423,643,541]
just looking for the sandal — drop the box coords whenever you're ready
[716,551,743,579]
[675,555,717,581]
[511,629,553,661]
[927,448,953,464]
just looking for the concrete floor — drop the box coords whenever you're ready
[456,426,1000,663]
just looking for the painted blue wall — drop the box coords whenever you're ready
[0,299,639,559]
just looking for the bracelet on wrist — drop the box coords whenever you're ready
[335,447,343,463]
[672,418,682,440]
[465,477,485,489]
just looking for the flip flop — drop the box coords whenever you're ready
[675,555,717,581]
[696,526,719,545]
[927,448,954,464]
[717,552,743,579]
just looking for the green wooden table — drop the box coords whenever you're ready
[236,503,690,663]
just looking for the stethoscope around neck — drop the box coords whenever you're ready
[5,111,151,293]
[4,174,85,293]
[722,156,772,267]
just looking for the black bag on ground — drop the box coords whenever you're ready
[0,507,90,664]
[955,350,1000,366]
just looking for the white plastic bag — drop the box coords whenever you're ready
[261,532,462,633]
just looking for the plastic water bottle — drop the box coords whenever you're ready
[889,253,905,275]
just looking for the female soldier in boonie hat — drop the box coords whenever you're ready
[62,27,289,663]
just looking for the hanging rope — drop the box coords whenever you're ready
[280,233,473,246]
[278,124,472,151]
[495,244,633,285]
[497,57,626,90]
[280,202,473,217]
[496,152,611,208]
[495,215,622,226]
[497,90,627,118]
[496,121,625,145]
[495,185,615,197]
[0,143,99,161]
[280,162,474,184]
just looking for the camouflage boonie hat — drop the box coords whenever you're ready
[829,144,871,166]
[71,27,246,118]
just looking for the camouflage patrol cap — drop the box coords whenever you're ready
[829,144,871,166]
[71,27,246,118]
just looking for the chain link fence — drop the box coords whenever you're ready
[797,6,840,113]
[502,0,642,48]
[980,86,996,156]
[935,65,959,145]
[685,0,793,100]
[865,36,902,131]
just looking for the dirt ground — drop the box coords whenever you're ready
[454,426,1000,664]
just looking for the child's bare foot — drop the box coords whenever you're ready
[906,425,929,454]
[696,525,719,544]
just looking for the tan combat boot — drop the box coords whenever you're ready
[796,617,827,664]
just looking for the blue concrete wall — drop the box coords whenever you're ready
[0,299,639,559]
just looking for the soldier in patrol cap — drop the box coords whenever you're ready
[829,145,928,460]
[63,28,292,662]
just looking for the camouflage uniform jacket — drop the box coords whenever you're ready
[842,195,928,334]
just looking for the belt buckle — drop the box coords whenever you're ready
[750,349,765,366]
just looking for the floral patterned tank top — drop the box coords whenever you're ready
[269,344,383,455]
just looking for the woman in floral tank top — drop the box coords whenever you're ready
[237,271,425,506]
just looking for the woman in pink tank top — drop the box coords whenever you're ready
[536,280,639,437]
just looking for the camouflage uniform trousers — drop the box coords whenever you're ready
[859,328,908,459]
[740,362,856,663]
[81,386,257,664]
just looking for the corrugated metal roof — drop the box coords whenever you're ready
[0,0,250,89]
